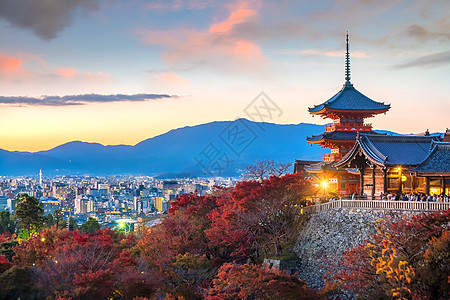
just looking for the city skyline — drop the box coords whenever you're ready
[1,0,449,152]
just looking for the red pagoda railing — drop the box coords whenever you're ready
[326,123,372,132]
[323,153,342,162]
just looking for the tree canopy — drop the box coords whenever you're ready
[14,194,43,232]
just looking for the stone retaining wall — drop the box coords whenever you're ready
[293,208,419,289]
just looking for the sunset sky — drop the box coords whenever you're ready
[0,0,449,152]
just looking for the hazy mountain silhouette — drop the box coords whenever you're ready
[0,119,335,176]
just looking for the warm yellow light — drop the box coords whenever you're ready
[119,223,124,228]
[322,181,328,188]
[41,237,45,242]
[397,167,402,172]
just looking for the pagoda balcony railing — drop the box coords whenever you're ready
[326,123,372,132]
[323,153,342,162]
[300,199,450,214]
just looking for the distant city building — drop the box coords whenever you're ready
[40,196,60,215]
[0,175,227,222]
[74,196,94,214]
[0,196,9,211]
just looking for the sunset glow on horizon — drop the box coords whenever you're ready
[0,0,449,152]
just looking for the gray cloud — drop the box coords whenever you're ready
[0,0,101,40]
[393,50,450,69]
[0,93,174,106]
[144,0,218,11]
[404,24,450,42]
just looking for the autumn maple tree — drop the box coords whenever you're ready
[207,262,321,299]
[335,210,450,299]
[136,193,221,298]
[1,226,158,300]
[207,173,310,261]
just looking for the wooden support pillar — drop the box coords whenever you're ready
[382,168,387,194]
[426,177,430,195]
[359,165,364,197]
[442,176,446,195]
[372,167,376,200]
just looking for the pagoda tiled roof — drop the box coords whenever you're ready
[335,133,441,168]
[308,83,390,114]
[307,130,378,143]
[414,141,450,173]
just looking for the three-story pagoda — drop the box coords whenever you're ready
[304,33,391,197]
[307,33,390,162]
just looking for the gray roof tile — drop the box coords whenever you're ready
[335,133,441,168]
[415,142,450,172]
[309,84,390,113]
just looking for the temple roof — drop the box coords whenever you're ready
[307,130,378,143]
[335,133,441,168]
[414,141,450,174]
[308,83,391,115]
[308,33,390,118]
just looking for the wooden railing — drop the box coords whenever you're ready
[325,123,372,132]
[300,199,450,214]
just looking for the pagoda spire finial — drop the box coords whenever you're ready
[345,31,351,85]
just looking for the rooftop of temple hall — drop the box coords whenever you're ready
[334,133,442,168]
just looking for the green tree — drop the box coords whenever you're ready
[67,217,78,231]
[42,213,55,228]
[0,211,17,234]
[0,240,18,262]
[53,210,63,229]
[14,194,43,232]
[80,217,101,233]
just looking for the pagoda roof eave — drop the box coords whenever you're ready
[307,130,380,143]
[307,139,357,145]
[308,83,391,117]
[309,107,390,117]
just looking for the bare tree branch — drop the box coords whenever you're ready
[241,160,293,181]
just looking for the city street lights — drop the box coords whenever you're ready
[118,222,130,234]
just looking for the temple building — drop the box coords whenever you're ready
[297,34,390,197]
[307,33,390,162]
[334,133,449,198]
[296,34,450,199]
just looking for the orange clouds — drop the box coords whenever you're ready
[209,3,256,34]
[0,53,23,74]
[55,68,77,78]
[160,72,190,86]
[233,40,263,58]
[140,1,265,73]
[0,51,112,96]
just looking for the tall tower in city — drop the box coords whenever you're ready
[39,169,43,186]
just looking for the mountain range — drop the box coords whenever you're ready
[1,119,433,177]
[1,119,330,177]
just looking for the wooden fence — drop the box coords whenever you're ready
[300,199,450,214]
